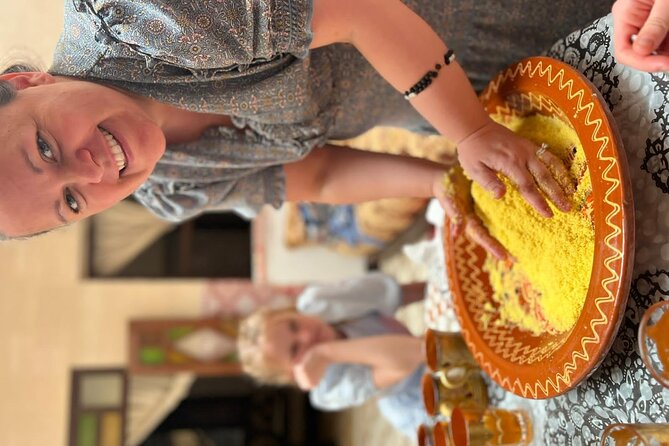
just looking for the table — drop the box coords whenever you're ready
[414,15,669,445]
[417,203,669,445]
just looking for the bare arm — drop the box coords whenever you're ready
[308,0,571,219]
[284,144,448,203]
[294,335,424,390]
[310,0,488,142]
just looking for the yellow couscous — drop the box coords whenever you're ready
[471,113,594,334]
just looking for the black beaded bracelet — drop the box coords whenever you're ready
[403,49,456,100]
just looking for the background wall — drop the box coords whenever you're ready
[1,0,62,69]
[0,225,204,446]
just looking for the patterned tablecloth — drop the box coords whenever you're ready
[416,199,669,445]
[415,15,669,443]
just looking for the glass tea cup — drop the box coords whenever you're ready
[425,329,480,388]
[450,407,533,446]
[418,422,454,446]
[433,421,454,446]
[600,423,669,445]
[418,424,437,446]
[422,372,489,418]
[639,300,669,388]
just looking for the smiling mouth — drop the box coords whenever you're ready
[99,127,127,172]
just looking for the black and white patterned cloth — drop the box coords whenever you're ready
[543,14,669,445]
[425,14,669,445]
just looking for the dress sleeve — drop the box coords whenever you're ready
[83,0,313,69]
[309,364,379,411]
[132,126,311,221]
[297,273,402,323]
[133,165,285,220]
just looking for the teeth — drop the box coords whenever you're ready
[100,127,127,171]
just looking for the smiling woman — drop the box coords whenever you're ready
[0,0,620,243]
[0,68,169,238]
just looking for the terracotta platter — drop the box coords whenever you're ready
[444,57,635,399]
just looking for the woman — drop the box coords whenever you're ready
[0,0,648,241]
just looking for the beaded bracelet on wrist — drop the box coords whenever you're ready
[403,49,456,100]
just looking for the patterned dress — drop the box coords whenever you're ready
[50,0,613,220]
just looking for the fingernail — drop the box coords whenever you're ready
[490,187,503,199]
[636,36,654,49]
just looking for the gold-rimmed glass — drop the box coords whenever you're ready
[639,301,669,388]
[600,423,669,445]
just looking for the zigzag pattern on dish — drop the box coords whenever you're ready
[450,59,625,398]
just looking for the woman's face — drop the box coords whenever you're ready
[0,72,166,237]
[262,313,336,375]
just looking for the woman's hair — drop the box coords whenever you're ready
[0,63,40,106]
[237,306,299,386]
[0,62,51,241]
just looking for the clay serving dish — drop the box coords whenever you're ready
[444,57,635,398]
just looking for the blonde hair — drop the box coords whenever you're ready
[237,306,298,386]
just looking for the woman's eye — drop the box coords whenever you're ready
[37,135,55,161]
[289,320,298,333]
[65,190,80,214]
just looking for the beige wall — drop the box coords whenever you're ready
[0,224,204,446]
[1,1,63,68]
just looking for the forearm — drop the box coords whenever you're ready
[317,335,424,388]
[284,145,448,203]
[311,0,491,143]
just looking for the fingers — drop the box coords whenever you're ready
[464,219,509,261]
[617,48,669,70]
[433,174,465,238]
[293,365,316,390]
[501,162,553,217]
[635,0,669,56]
[292,366,308,389]
[527,153,572,213]
[540,149,576,195]
[470,164,506,199]
[614,18,639,56]
[435,167,479,239]
[440,196,465,239]
[613,0,669,71]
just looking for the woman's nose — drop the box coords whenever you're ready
[69,148,104,183]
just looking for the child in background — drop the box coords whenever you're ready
[237,273,429,438]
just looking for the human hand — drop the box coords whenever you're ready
[293,345,331,390]
[612,0,669,71]
[455,120,574,219]
[433,165,510,260]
